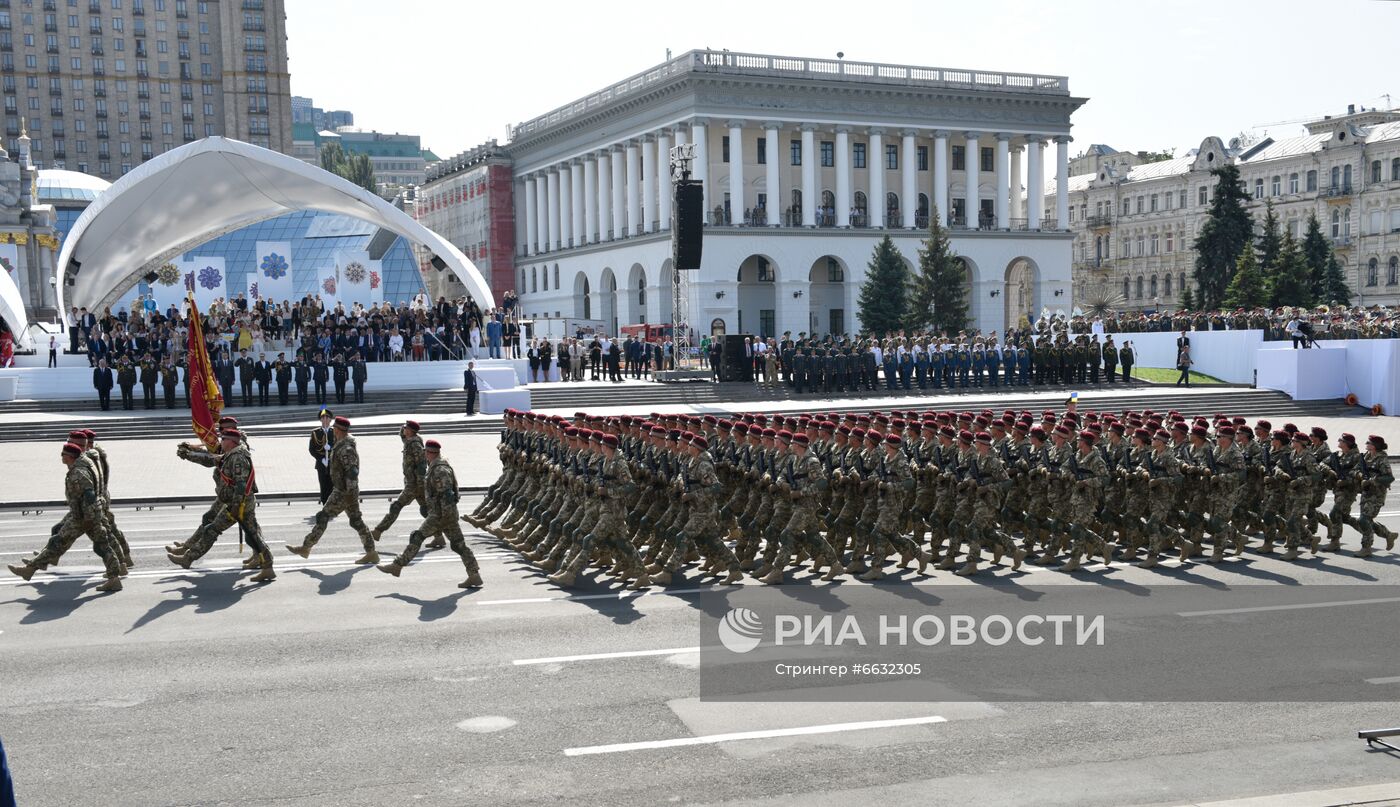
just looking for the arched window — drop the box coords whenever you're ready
[637,272,646,308]
[917,193,929,225]
[1094,235,1103,261]
[1135,276,1144,298]
[1122,277,1130,300]
[1372,160,1383,184]
[1164,273,1173,296]
[1306,170,1317,191]
[554,265,560,288]
[1179,273,1186,296]
[1332,208,1341,237]
[853,190,868,226]
[1393,158,1400,181]
[1390,256,1399,286]
[1331,166,1341,189]
[520,269,526,292]
[1271,175,1281,196]
[710,318,726,336]
[1368,257,1379,287]
[1343,207,1352,237]
[531,268,538,293]
[819,190,835,227]
[1289,172,1299,194]
[1253,178,1264,199]
[790,189,802,226]
[582,277,592,319]
[1344,164,1353,188]
[1150,275,1159,298]
[540,267,548,291]
[885,192,900,227]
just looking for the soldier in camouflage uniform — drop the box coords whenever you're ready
[1204,426,1247,560]
[378,440,484,588]
[167,427,275,582]
[8,441,123,591]
[1356,434,1397,557]
[860,432,928,580]
[80,429,133,568]
[287,416,378,564]
[371,420,433,545]
[653,434,742,585]
[1059,430,1112,572]
[1235,420,1268,534]
[1325,432,1364,552]
[1136,429,1185,568]
[955,431,1024,576]
[1117,428,1153,560]
[777,432,845,582]
[1274,431,1319,560]
[1305,427,1335,538]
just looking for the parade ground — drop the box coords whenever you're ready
[5,382,1400,806]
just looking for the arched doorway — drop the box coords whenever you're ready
[737,254,777,338]
[1003,257,1040,331]
[574,272,591,320]
[808,255,847,337]
[627,263,646,326]
[599,268,618,334]
[657,259,674,324]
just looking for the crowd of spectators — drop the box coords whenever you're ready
[1064,305,1400,340]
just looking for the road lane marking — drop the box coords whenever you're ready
[1366,676,1400,685]
[563,715,948,756]
[1179,596,1400,617]
[515,646,701,666]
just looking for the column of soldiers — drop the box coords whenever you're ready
[764,332,1134,395]
[466,406,1396,587]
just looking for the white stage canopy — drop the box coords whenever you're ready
[0,261,28,347]
[56,136,492,314]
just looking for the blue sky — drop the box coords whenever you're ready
[287,0,1398,162]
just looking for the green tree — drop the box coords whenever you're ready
[1299,212,1331,301]
[1137,148,1175,163]
[857,235,911,335]
[1269,232,1313,308]
[1223,242,1268,308]
[905,209,969,334]
[319,142,378,194]
[1255,201,1282,294]
[1178,285,1195,312]
[1192,164,1252,310]
[1321,253,1352,306]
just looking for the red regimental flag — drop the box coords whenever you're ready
[186,295,223,450]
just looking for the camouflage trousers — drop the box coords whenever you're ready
[303,485,374,552]
[563,501,641,576]
[776,507,842,567]
[1205,482,1240,548]
[100,498,131,564]
[373,483,428,535]
[395,505,478,573]
[1328,487,1360,542]
[1359,489,1390,548]
[966,490,1015,560]
[666,506,740,574]
[184,496,269,564]
[1066,490,1106,556]
[34,515,123,579]
[1278,482,1311,550]
[868,492,918,560]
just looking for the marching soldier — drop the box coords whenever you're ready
[167,427,275,582]
[7,441,124,592]
[1356,435,1396,557]
[81,429,133,568]
[371,420,435,547]
[377,440,483,588]
[286,415,378,564]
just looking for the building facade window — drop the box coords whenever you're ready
[789,139,800,166]
[1198,186,1208,205]
[1289,173,1299,194]
[1390,256,1399,286]
[1367,257,1378,287]
[820,140,833,167]
[951,145,964,171]
[852,142,865,169]
[1306,170,1317,191]
[1135,276,1143,298]
[1271,175,1281,196]
[721,135,729,163]
[1253,178,1263,199]
[1164,274,1172,296]
[1372,160,1382,184]
[755,137,765,165]
[885,144,897,170]
[916,145,927,171]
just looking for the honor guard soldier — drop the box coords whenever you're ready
[287,415,378,564]
[378,440,483,589]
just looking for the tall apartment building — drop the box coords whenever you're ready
[0,0,291,180]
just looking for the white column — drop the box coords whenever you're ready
[727,120,745,225]
[583,158,598,243]
[901,129,917,228]
[691,119,709,217]
[835,126,851,228]
[933,130,949,226]
[641,135,656,233]
[868,128,884,227]
[557,167,572,248]
[1009,144,1024,221]
[764,123,780,227]
[625,140,641,236]
[534,175,549,253]
[655,130,671,230]
[965,132,980,229]
[995,133,1010,230]
[610,146,626,240]
[1055,135,1071,230]
[1027,136,1045,230]
[570,161,584,245]
[546,169,560,250]
[597,150,613,241]
[800,125,816,227]
[524,176,538,255]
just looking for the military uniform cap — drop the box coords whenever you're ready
[792,433,810,446]
[761,428,777,438]
[1053,425,1072,438]
[668,429,683,440]
[1133,427,1151,441]
[718,419,733,430]
[1339,432,1357,447]
[1233,417,1248,427]
[603,434,620,447]
[732,423,749,435]
[940,426,956,438]
[1310,426,1328,440]
[1153,430,1170,443]
[1271,430,1290,443]
[333,416,351,429]
[1190,425,1209,439]
[1109,422,1126,434]
[885,434,902,446]
[851,427,867,439]
[405,420,421,432]
[62,442,83,457]
[649,426,666,436]
[1256,420,1272,430]
[867,430,884,442]
[319,407,333,418]
[68,429,87,442]
[220,428,240,439]
[564,427,579,437]
[1283,422,1298,433]
[1368,435,1388,451]
[1291,432,1309,444]
[424,439,442,450]
[975,431,992,445]
[1078,430,1096,443]
[958,429,975,443]
[219,416,238,426]
[1218,425,1236,437]
[820,421,836,431]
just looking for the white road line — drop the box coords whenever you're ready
[563,715,949,756]
[1179,596,1400,617]
[514,646,701,666]
[1366,676,1400,685]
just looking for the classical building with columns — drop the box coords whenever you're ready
[489,50,1085,338]
[1052,105,1400,312]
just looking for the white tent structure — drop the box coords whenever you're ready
[0,262,28,347]
[56,137,492,314]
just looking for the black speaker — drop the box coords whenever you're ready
[430,255,447,272]
[673,179,703,271]
[720,333,754,382]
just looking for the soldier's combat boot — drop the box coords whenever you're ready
[353,550,379,565]
[166,542,188,555]
[846,557,870,574]
[95,575,122,593]
[250,562,276,583]
[285,543,311,558]
[1259,537,1274,554]
[1309,534,1321,553]
[820,563,845,582]
[167,551,194,569]
[547,569,577,587]
[1355,547,1374,558]
[1136,553,1159,569]
[369,528,383,543]
[936,554,958,571]
[1177,541,1194,562]
[1101,543,1115,566]
[916,550,931,574]
[1280,547,1300,560]
[629,573,652,590]
[1011,548,1027,571]
[651,569,673,585]
[1385,526,1398,551]
[7,562,36,581]
[538,557,557,572]
[761,565,785,585]
[1209,542,1225,563]
[377,561,403,577]
[722,567,745,584]
[1059,553,1082,572]
[1032,553,1058,566]
[954,559,981,576]
[1324,538,1342,553]
[459,571,484,589]
[857,566,885,581]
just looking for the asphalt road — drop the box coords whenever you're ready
[5,496,1400,807]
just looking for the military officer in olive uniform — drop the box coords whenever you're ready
[287,415,378,564]
[8,441,124,592]
[371,419,434,546]
[377,440,483,589]
[168,427,275,582]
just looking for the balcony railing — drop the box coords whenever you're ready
[1086,214,1112,228]
[1323,184,1354,197]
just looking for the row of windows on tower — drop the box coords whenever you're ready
[720,136,995,172]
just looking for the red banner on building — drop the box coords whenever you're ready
[186,295,224,450]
